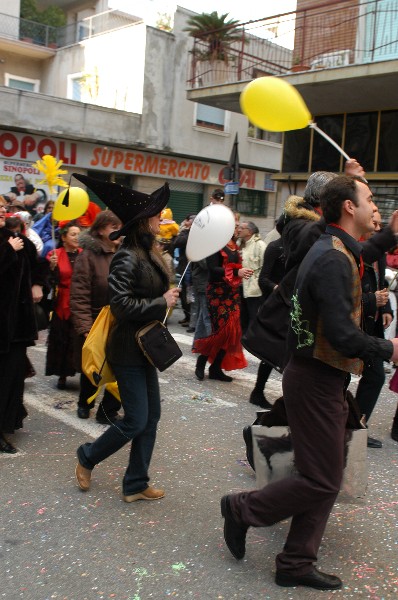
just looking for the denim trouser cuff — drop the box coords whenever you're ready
[77,443,95,470]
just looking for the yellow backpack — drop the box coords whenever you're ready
[82,306,120,403]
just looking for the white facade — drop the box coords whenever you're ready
[0,0,287,230]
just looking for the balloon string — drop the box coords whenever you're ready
[163,260,191,325]
[309,122,350,161]
[51,219,56,255]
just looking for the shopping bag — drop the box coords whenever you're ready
[252,424,368,503]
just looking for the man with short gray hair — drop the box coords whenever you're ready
[238,221,265,333]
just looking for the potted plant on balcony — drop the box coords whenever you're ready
[291,54,310,72]
[20,0,65,47]
[184,11,244,84]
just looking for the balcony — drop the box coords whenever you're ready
[187,0,398,115]
[0,8,140,54]
[0,13,58,58]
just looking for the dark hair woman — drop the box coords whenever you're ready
[70,210,122,424]
[73,176,180,503]
[45,221,82,389]
[0,214,46,452]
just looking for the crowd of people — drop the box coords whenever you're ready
[2,163,398,590]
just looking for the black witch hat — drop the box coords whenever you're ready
[72,173,170,239]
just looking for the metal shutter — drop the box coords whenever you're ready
[168,186,204,224]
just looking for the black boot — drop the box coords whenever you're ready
[249,389,273,409]
[209,350,233,382]
[195,355,207,381]
[0,433,17,454]
[249,362,273,408]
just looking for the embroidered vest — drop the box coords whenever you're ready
[313,236,363,375]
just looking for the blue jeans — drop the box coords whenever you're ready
[77,362,161,495]
[193,291,211,342]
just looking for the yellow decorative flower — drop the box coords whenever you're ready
[32,154,69,195]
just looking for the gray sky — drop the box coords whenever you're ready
[109,1,297,47]
[109,1,297,25]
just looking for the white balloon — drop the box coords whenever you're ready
[186,204,236,262]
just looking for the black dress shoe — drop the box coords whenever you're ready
[220,495,248,560]
[249,389,273,409]
[367,436,382,448]
[391,428,398,442]
[275,567,342,590]
[0,436,18,454]
[186,327,195,333]
[77,407,90,419]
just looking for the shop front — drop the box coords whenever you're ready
[0,130,275,223]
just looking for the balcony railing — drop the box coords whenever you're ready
[0,9,140,49]
[187,0,398,88]
[0,13,58,47]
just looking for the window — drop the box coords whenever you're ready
[5,74,39,92]
[282,109,398,174]
[378,111,398,171]
[229,189,268,217]
[345,112,377,172]
[195,103,227,131]
[311,115,344,172]
[248,126,282,144]
[68,71,100,103]
[77,23,92,41]
[67,74,83,101]
[282,128,311,173]
[371,184,398,223]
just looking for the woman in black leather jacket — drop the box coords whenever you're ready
[73,176,179,502]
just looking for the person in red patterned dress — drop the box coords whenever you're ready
[193,218,253,382]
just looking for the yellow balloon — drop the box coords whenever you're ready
[53,187,90,221]
[240,76,312,132]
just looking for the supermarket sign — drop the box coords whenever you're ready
[0,130,273,193]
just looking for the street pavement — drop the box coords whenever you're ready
[1,308,398,600]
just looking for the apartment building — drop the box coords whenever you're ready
[0,0,289,230]
[187,0,398,220]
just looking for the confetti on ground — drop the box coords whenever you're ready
[53,400,73,409]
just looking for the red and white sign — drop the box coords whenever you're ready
[0,130,270,196]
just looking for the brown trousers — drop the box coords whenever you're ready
[231,356,348,575]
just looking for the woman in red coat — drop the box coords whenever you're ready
[45,222,82,389]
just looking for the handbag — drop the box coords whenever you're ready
[136,320,182,371]
[34,302,49,331]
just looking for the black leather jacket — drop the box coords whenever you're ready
[106,242,169,366]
